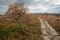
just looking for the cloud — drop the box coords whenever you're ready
[46,5,60,13]
[9,0,17,4]
[0,0,17,14]
[28,4,49,13]
[0,0,60,14]
[52,0,60,5]
[27,0,60,14]
[0,5,8,14]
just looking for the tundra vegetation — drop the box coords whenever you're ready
[0,3,43,40]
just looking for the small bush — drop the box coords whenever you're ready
[0,24,43,40]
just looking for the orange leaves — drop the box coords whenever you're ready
[7,3,29,15]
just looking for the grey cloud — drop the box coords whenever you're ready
[15,0,33,5]
[0,0,60,14]
[46,5,60,13]
[0,0,10,5]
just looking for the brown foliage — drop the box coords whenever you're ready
[36,14,60,30]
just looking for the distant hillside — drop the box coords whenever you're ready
[0,14,39,28]
[0,14,60,30]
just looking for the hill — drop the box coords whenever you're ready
[0,14,60,30]
[0,14,60,40]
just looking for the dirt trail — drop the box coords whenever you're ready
[38,17,60,40]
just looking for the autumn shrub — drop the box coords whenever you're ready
[0,23,43,40]
[0,24,29,40]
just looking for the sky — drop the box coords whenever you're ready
[0,0,60,14]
